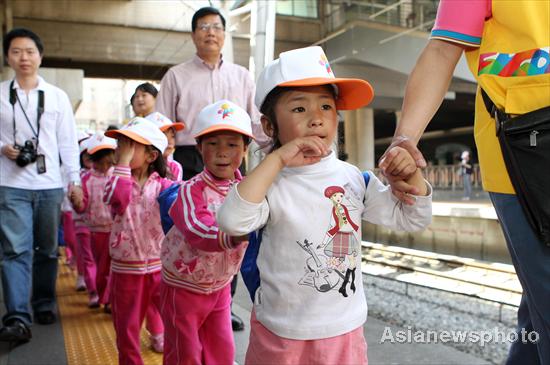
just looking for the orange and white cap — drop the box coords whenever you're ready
[255,46,374,111]
[86,132,117,155]
[193,100,254,139]
[105,117,168,153]
[79,138,90,154]
[145,112,185,132]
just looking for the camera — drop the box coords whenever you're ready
[15,140,38,167]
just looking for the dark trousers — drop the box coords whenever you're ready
[490,193,550,365]
[173,146,204,181]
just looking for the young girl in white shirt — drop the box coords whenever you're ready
[218,46,433,364]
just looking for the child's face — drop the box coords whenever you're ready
[271,85,337,148]
[132,90,155,116]
[163,127,176,158]
[93,151,115,173]
[197,131,248,180]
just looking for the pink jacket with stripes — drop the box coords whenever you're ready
[161,169,248,294]
[104,165,174,275]
[76,168,114,232]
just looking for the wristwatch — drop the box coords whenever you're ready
[70,181,82,187]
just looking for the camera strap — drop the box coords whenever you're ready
[9,80,44,148]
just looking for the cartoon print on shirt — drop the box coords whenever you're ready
[296,185,361,297]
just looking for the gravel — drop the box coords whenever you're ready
[363,273,520,364]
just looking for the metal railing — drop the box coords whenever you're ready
[373,164,483,191]
[325,0,439,33]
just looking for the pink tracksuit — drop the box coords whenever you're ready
[160,169,248,365]
[104,165,173,365]
[73,169,96,297]
[167,157,183,182]
[77,168,114,304]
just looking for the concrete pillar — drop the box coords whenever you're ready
[247,0,276,171]
[1,0,14,73]
[356,108,374,171]
[220,5,234,63]
[344,110,357,165]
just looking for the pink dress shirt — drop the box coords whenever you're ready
[156,55,267,146]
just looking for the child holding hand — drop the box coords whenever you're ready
[160,100,252,364]
[217,46,432,364]
[104,118,174,364]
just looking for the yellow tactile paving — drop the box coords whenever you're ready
[56,257,162,365]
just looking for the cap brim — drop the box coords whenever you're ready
[88,145,116,155]
[160,122,185,132]
[105,130,151,146]
[194,125,255,140]
[278,77,374,110]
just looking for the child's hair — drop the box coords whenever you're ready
[80,151,90,168]
[146,145,167,178]
[89,148,114,163]
[260,85,337,152]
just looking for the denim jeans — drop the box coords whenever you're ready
[490,192,550,365]
[0,186,64,326]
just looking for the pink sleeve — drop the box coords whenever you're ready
[169,160,183,182]
[104,165,133,216]
[168,180,238,252]
[431,0,491,47]
[75,172,91,214]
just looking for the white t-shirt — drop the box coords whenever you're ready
[218,152,432,340]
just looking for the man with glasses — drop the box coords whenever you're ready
[156,6,265,181]
[0,28,81,343]
[156,6,264,333]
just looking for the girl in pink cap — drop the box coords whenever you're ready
[104,117,174,364]
[218,46,433,364]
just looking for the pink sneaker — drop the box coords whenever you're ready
[88,293,100,308]
[150,333,164,353]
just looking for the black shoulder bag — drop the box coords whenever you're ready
[481,88,550,246]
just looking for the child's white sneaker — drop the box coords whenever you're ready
[75,275,86,292]
[150,333,164,353]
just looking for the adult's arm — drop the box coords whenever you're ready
[379,39,464,203]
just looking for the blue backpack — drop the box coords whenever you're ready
[157,182,181,234]
[240,171,371,302]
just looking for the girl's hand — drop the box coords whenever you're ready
[69,187,83,210]
[379,146,418,179]
[273,136,329,168]
[116,138,135,166]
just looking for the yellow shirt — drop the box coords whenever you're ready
[432,0,550,193]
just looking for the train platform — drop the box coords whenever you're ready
[0,260,490,365]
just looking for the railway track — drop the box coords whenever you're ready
[361,241,521,308]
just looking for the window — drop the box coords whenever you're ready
[276,0,318,19]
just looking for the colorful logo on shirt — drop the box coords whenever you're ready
[319,54,332,75]
[217,103,234,119]
[479,47,550,76]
